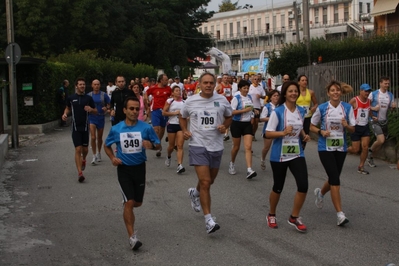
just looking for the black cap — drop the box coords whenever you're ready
[175,76,180,79]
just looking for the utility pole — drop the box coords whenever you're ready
[5,0,19,148]
[302,0,311,65]
[293,1,300,44]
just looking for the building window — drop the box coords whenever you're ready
[366,3,370,13]
[266,23,270,33]
[211,26,214,36]
[204,27,208,33]
[334,4,338,23]
[223,24,227,38]
[359,2,363,14]
[250,19,254,34]
[281,14,285,28]
[344,3,349,22]
[288,19,293,29]
[273,15,276,31]
[257,18,261,33]
[237,22,241,34]
[323,7,327,25]
[229,23,233,37]
[315,8,319,24]
[217,30,220,40]
[199,27,202,33]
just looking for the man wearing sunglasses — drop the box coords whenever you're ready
[104,96,161,251]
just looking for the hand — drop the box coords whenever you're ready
[111,157,123,166]
[110,110,115,117]
[302,134,310,142]
[341,117,348,127]
[84,106,92,112]
[62,114,67,121]
[183,130,192,140]
[102,107,108,112]
[142,140,153,149]
[217,125,227,134]
[372,104,380,111]
[320,130,331,137]
[284,125,293,136]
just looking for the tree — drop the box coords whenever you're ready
[1,0,214,73]
[219,0,240,12]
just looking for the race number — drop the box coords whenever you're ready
[120,132,142,154]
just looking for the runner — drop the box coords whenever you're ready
[265,81,310,233]
[88,79,111,165]
[296,75,318,149]
[62,77,97,182]
[228,80,257,179]
[310,81,355,226]
[367,76,396,167]
[180,72,233,234]
[248,75,265,141]
[347,83,372,174]
[162,85,186,174]
[260,89,280,170]
[104,96,161,250]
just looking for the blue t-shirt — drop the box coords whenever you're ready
[105,121,160,165]
[88,91,111,117]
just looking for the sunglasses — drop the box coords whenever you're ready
[127,107,140,111]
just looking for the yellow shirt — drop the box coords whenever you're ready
[296,88,312,118]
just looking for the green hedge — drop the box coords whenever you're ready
[15,51,157,125]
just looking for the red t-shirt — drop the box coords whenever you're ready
[146,85,172,110]
[218,83,232,102]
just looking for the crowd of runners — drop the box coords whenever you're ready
[61,72,397,250]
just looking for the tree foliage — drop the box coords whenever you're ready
[267,33,399,78]
[0,0,214,71]
[219,0,240,12]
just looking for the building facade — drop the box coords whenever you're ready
[199,0,374,72]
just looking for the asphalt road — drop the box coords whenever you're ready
[0,120,398,266]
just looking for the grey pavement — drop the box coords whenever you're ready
[0,121,398,266]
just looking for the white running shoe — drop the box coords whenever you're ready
[188,188,201,212]
[246,169,257,179]
[337,212,349,226]
[129,234,142,250]
[96,152,101,162]
[165,157,171,167]
[261,160,266,170]
[228,162,236,175]
[177,164,185,174]
[205,218,220,234]
[91,155,97,165]
[314,188,324,209]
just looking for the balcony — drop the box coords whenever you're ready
[309,0,351,8]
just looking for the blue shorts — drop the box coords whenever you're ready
[189,146,223,168]
[151,109,168,127]
[89,115,105,129]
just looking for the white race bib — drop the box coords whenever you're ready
[198,110,217,131]
[120,132,142,154]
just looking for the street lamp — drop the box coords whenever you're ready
[243,4,253,58]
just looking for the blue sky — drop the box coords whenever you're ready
[206,0,292,12]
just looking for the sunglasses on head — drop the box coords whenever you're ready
[127,107,140,111]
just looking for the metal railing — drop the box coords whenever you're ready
[297,54,399,104]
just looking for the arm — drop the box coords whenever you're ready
[62,106,71,121]
[104,144,123,166]
[265,126,293,139]
[217,116,232,134]
[179,116,192,140]
[162,100,179,116]
[310,90,318,113]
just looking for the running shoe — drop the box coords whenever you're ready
[314,188,324,209]
[91,156,97,165]
[129,234,142,250]
[96,152,101,162]
[177,164,185,174]
[267,214,278,229]
[205,218,220,234]
[78,172,85,183]
[367,158,376,168]
[165,157,171,167]
[261,160,266,170]
[156,150,162,157]
[246,169,257,179]
[288,216,307,232]
[188,188,201,212]
[337,212,349,226]
[81,160,86,171]
[223,135,230,141]
[357,167,369,175]
[228,162,236,175]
